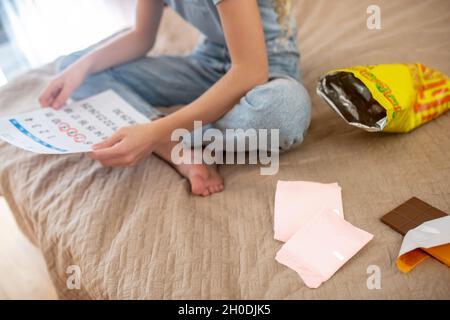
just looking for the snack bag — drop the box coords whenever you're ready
[317,63,450,132]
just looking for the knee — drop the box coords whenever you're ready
[246,78,312,150]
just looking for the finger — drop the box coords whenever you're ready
[92,131,124,150]
[98,152,136,167]
[103,151,144,168]
[52,84,73,109]
[90,143,127,161]
[39,82,62,107]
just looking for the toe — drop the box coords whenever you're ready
[209,184,223,194]
[209,186,218,194]
[190,175,206,196]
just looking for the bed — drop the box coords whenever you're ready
[0,0,449,299]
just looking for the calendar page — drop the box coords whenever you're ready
[0,90,150,154]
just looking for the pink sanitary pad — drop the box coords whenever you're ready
[275,208,373,288]
[274,181,344,242]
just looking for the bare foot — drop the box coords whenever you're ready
[176,163,224,197]
[153,139,225,197]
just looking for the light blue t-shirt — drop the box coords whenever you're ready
[164,0,297,49]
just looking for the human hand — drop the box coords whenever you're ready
[39,62,89,109]
[88,123,161,168]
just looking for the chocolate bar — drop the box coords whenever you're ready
[381,197,448,235]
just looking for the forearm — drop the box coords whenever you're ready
[152,64,269,139]
[79,30,155,75]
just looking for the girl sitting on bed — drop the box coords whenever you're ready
[39,0,311,197]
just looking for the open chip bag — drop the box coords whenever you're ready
[317,63,450,132]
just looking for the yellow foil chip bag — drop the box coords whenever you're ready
[317,63,450,132]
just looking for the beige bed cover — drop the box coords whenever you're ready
[0,0,449,299]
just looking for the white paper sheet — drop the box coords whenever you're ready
[399,216,450,257]
[0,90,149,154]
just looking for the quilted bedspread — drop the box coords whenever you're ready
[0,0,449,299]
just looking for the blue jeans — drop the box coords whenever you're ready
[58,38,311,151]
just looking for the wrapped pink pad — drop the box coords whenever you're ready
[275,208,373,289]
[274,181,344,242]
